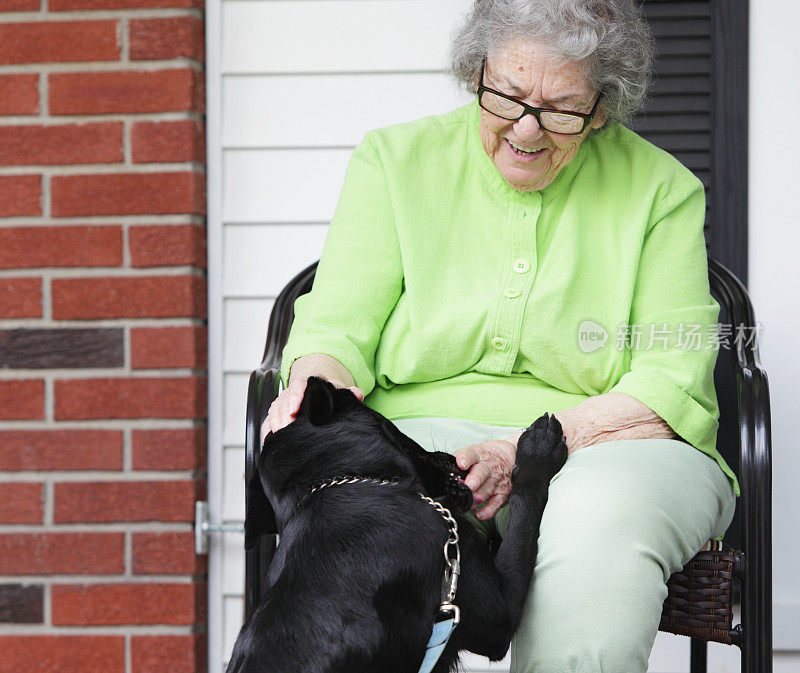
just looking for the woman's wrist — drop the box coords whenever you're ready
[288,353,356,389]
[552,408,585,453]
[502,429,524,447]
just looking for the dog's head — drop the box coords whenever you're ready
[244,376,472,549]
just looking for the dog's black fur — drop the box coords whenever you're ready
[227,376,567,673]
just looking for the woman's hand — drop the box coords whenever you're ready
[260,378,364,443]
[453,439,517,520]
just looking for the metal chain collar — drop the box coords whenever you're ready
[304,476,461,606]
[417,493,460,605]
[309,475,401,495]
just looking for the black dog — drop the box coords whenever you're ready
[227,376,567,673]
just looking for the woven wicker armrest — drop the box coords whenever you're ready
[659,545,744,646]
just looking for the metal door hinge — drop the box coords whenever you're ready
[194,501,244,554]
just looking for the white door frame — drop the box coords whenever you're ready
[205,0,227,669]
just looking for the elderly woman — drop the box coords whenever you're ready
[262,0,739,670]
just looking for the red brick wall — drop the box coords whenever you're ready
[0,0,208,670]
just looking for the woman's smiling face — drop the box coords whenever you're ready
[477,37,606,192]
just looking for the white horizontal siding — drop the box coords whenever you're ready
[223,149,351,222]
[222,0,472,73]
[223,223,328,295]
[222,73,468,147]
[223,447,246,522]
[222,372,249,447]
[223,298,272,371]
[223,596,245,666]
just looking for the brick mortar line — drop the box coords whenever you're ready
[0,575,201,582]
[0,418,205,429]
[40,268,52,319]
[43,374,54,423]
[0,470,201,480]
[0,59,205,74]
[122,426,132,472]
[124,528,131,576]
[0,367,204,377]
[0,318,206,328]
[122,118,132,164]
[119,15,128,64]
[0,572,207,581]
[0,428,209,438]
[0,532,204,540]
[122,221,132,265]
[38,69,47,117]
[0,162,206,175]
[0,422,208,434]
[0,576,205,584]
[0,111,206,124]
[0,214,206,225]
[43,479,53,526]
[43,580,51,627]
[0,624,201,635]
[40,170,50,218]
[0,478,208,489]
[125,633,131,673]
[0,522,196,532]
[0,7,203,22]
[0,265,206,277]
[123,322,132,375]
[122,530,134,578]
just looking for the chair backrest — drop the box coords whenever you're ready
[711,284,742,551]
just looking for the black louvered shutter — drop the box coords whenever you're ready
[631,0,747,281]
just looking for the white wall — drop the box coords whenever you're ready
[748,0,800,655]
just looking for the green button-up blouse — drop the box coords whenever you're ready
[280,99,739,496]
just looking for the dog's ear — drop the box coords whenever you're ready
[244,473,277,549]
[379,419,472,512]
[418,450,473,513]
[300,376,336,426]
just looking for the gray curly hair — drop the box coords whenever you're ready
[448,0,656,127]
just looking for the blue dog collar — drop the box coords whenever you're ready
[418,604,460,673]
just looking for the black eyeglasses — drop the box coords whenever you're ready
[476,59,602,135]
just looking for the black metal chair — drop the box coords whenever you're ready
[244,256,772,673]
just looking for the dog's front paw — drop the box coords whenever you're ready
[514,413,568,484]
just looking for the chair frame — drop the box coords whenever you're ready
[243,257,772,673]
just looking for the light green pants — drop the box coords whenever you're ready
[391,417,737,673]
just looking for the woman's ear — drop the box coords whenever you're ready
[591,103,607,130]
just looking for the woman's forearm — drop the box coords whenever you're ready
[287,353,356,388]
[503,392,677,454]
[553,392,677,453]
